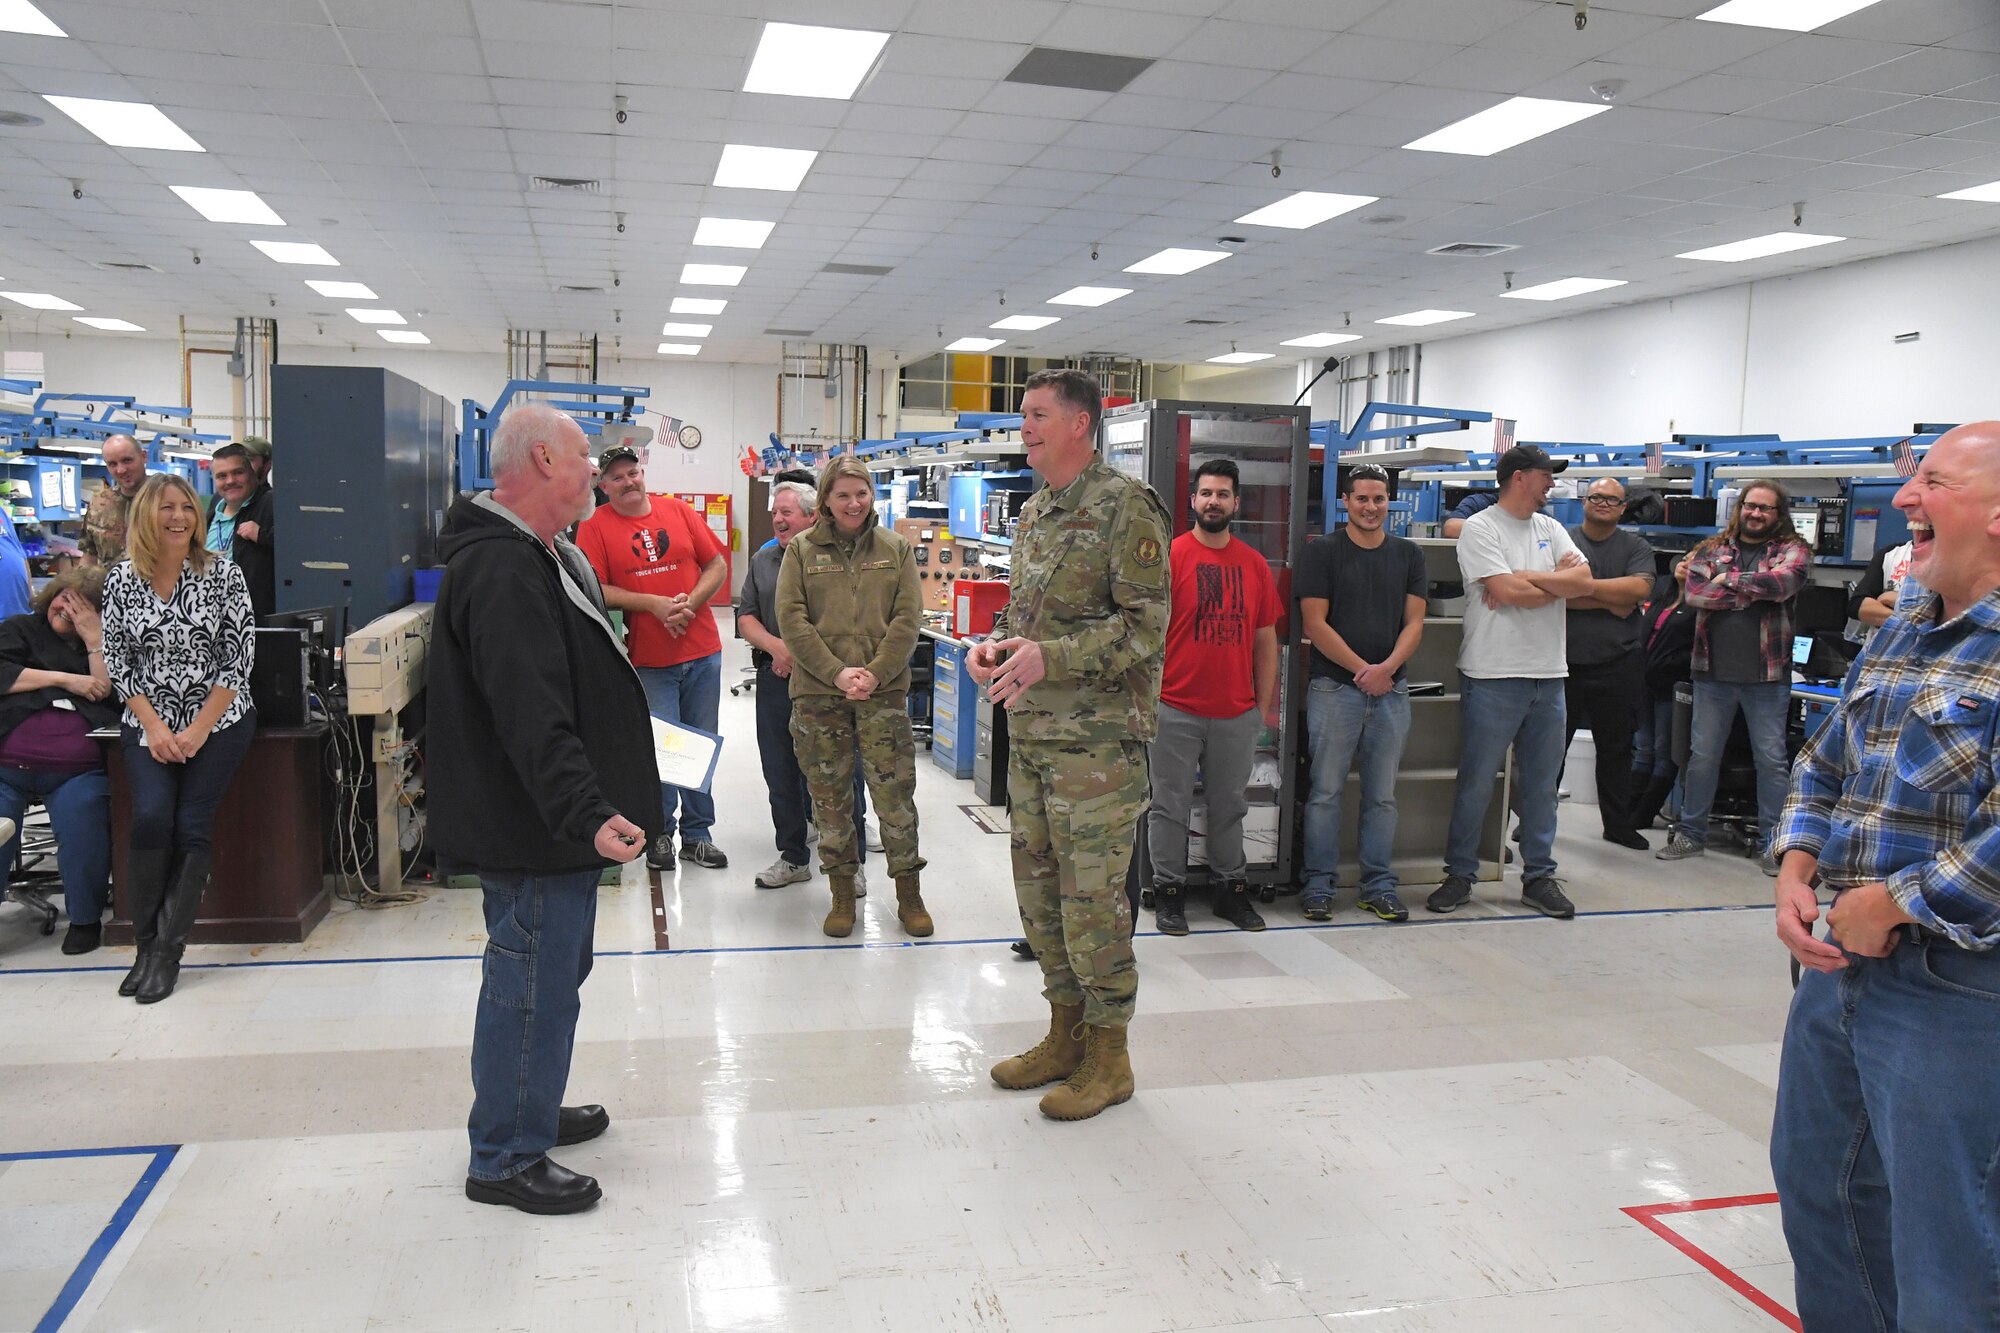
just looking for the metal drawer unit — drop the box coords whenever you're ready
[930,637,978,779]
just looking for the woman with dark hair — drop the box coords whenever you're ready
[0,567,120,953]
[101,473,257,1002]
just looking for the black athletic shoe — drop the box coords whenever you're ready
[680,840,729,869]
[1154,888,1189,936]
[1300,892,1334,922]
[1357,891,1410,923]
[1426,875,1474,914]
[1213,882,1266,932]
[1521,877,1576,919]
[1008,939,1036,961]
[645,835,675,871]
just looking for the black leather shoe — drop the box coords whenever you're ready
[1602,827,1650,851]
[556,1104,609,1146]
[465,1157,602,1215]
[62,922,103,955]
[1008,939,1036,961]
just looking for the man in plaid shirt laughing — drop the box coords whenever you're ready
[1768,422,2000,1331]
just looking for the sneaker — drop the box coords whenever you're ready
[681,840,729,870]
[1426,875,1474,914]
[755,858,810,889]
[865,819,884,853]
[1760,850,1780,877]
[1521,877,1576,919]
[1602,828,1650,851]
[645,835,675,871]
[1154,888,1189,936]
[853,864,868,898]
[1655,832,1705,861]
[806,823,820,846]
[1357,891,1410,923]
[1212,882,1266,932]
[1009,939,1036,961]
[1299,892,1334,922]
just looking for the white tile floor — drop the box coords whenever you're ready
[0,631,1802,1331]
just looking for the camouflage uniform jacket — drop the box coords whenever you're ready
[775,515,923,699]
[989,455,1171,744]
[80,484,134,565]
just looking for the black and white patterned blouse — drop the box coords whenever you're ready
[101,557,257,732]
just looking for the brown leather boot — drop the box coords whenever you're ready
[823,872,858,938]
[893,873,933,937]
[990,1000,1085,1090]
[1039,1023,1135,1121]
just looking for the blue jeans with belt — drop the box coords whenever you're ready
[1445,677,1565,883]
[637,653,720,844]
[1302,679,1411,902]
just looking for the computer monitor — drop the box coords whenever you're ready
[1794,583,1849,636]
[263,606,338,692]
[1792,635,1813,667]
[1791,508,1820,547]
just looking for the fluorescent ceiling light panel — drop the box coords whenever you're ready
[306,279,376,299]
[1938,180,2000,203]
[1125,247,1231,276]
[1376,309,1475,327]
[346,308,406,324]
[1404,96,1610,156]
[1501,277,1628,301]
[991,315,1060,331]
[1677,232,1844,262]
[1048,285,1130,307]
[692,217,775,249]
[945,337,1004,352]
[681,263,746,286]
[713,144,818,191]
[74,317,144,331]
[1694,0,1887,31]
[660,321,713,337]
[743,22,890,100]
[251,239,338,265]
[0,291,82,310]
[1233,191,1378,230]
[1280,332,1362,348]
[378,330,429,344]
[658,343,702,355]
[1207,352,1273,364]
[43,95,203,151]
[170,185,284,225]
[0,0,66,37]
[671,297,728,315]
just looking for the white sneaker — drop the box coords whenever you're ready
[865,820,883,853]
[806,823,819,846]
[855,864,868,898]
[754,858,810,889]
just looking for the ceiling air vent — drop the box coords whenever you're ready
[765,328,816,337]
[530,176,602,193]
[97,260,160,272]
[1428,242,1518,258]
[1004,47,1154,94]
[554,284,604,294]
[1183,318,1227,326]
[821,262,893,276]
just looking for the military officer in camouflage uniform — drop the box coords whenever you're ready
[970,368,1171,1122]
[81,434,146,567]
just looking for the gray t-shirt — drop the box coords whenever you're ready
[1704,540,1771,684]
[1564,525,1655,666]
[736,539,785,641]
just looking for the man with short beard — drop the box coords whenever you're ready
[81,433,146,567]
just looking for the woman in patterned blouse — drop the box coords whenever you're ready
[100,473,256,1003]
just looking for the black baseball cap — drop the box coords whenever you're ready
[1496,444,1569,486]
[598,443,642,469]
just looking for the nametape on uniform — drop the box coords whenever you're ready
[652,715,723,793]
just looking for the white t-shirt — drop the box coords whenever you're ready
[1455,507,1581,679]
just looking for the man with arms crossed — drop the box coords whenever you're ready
[1563,479,1657,850]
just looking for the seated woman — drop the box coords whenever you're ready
[0,568,118,954]
[102,474,257,1003]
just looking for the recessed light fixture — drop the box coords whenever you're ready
[379,330,430,344]
[1501,277,1628,301]
[1694,0,1887,31]
[660,321,713,337]
[1125,247,1231,276]
[0,0,65,37]
[1234,191,1379,230]
[1677,232,1844,262]
[1280,332,1362,348]
[672,297,728,315]
[692,217,775,249]
[170,185,284,225]
[75,316,144,331]
[743,22,890,100]
[1404,96,1610,156]
[1939,180,2000,203]
[1048,285,1131,307]
[251,240,338,265]
[43,95,203,151]
[0,291,82,310]
[945,337,1004,352]
[659,343,702,356]
[682,263,747,286]
[1377,309,1475,327]
[1207,351,1274,364]
[713,144,818,191]
[346,308,406,324]
[306,279,376,299]
[991,315,1060,331]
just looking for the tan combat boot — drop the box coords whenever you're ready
[1038,1024,1134,1121]
[893,873,933,937]
[990,1000,1085,1089]
[823,872,858,938]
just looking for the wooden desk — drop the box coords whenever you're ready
[104,723,334,945]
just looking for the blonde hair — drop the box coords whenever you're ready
[815,456,874,525]
[126,473,212,582]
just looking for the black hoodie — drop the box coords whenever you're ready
[427,493,661,874]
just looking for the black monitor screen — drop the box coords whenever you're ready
[1794,584,1848,636]
[264,606,337,689]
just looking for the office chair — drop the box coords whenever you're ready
[4,809,60,935]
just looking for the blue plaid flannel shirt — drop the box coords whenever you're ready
[1774,588,2000,949]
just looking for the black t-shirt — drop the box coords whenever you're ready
[1704,540,1771,684]
[1296,529,1428,684]
[1564,525,1656,666]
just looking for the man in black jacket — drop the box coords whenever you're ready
[206,444,275,621]
[429,402,657,1216]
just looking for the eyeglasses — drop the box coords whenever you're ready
[1584,495,1625,507]
[1739,502,1780,513]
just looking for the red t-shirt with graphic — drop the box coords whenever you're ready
[576,494,725,668]
[1161,531,1283,719]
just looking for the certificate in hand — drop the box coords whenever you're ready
[652,716,723,793]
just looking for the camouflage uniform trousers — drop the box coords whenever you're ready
[1009,738,1146,1028]
[790,694,925,878]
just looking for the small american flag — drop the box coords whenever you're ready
[1644,441,1663,475]
[1891,436,1918,477]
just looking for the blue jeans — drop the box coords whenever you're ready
[1677,679,1789,847]
[637,653,721,843]
[1446,677,1565,882]
[755,665,865,867]
[467,868,597,1181]
[1632,695,1675,778]
[0,765,111,925]
[1772,931,2000,1330]
[120,713,256,854]
[1303,680,1411,900]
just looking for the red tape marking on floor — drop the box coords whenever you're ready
[1621,1193,1800,1331]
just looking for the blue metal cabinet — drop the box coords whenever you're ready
[930,638,977,779]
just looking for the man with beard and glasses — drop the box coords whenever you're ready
[1657,479,1812,874]
[1563,478,1658,852]
[1145,458,1282,936]
[575,443,731,873]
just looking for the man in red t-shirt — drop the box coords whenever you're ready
[575,445,731,871]
[1148,458,1282,934]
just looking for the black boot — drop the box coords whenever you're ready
[137,850,209,1005]
[118,848,173,997]
[1212,880,1266,932]
[1631,771,1678,832]
[1154,885,1189,936]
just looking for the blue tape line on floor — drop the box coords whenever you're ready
[2,1143,180,1333]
